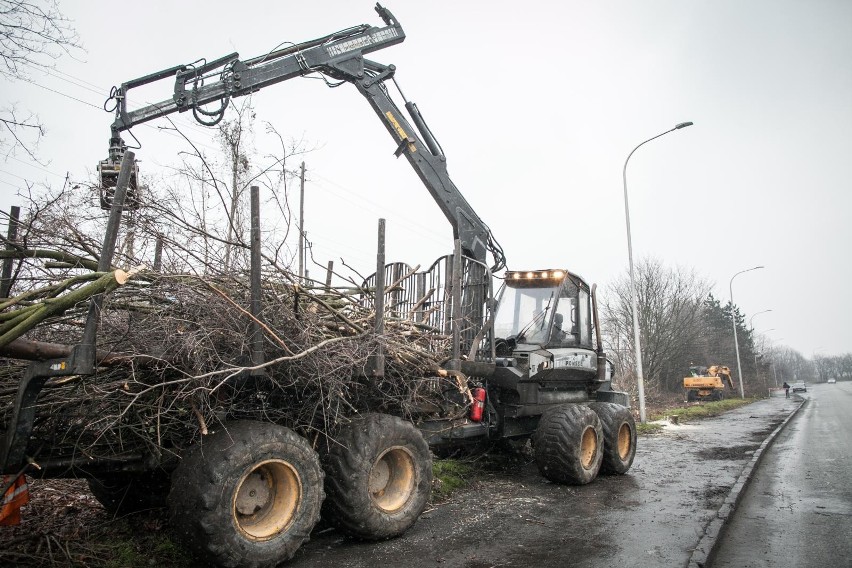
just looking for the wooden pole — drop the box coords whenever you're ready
[367,219,386,380]
[325,260,334,291]
[449,240,462,370]
[79,150,134,368]
[0,206,21,298]
[298,161,305,283]
[249,186,265,373]
[153,235,163,271]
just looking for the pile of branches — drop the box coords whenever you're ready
[0,268,465,465]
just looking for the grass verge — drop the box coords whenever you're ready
[636,397,758,435]
[649,397,758,423]
[431,458,475,500]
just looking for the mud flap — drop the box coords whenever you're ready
[0,475,30,526]
[594,389,629,408]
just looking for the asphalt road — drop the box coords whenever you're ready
[710,382,852,567]
[287,397,801,568]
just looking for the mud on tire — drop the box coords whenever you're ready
[533,404,603,485]
[88,471,170,515]
[588,402,637,475]
[322,413,432,540]
[168,421,324,568]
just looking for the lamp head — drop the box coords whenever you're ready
[675,121,694,129]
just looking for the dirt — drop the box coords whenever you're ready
[1,396,801,568]
[0,478,189,567]
[696,444,760,460]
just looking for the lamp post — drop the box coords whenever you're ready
[750,316,772,396]
[754,328,775,372]
[622,121,693,422]
[730,266,764,398]
[749,310,772,331]
[767,336,783,386]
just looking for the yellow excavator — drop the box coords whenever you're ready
[683,365,734,402]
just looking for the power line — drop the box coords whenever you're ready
[15,75,101,110]
[0,169,36,182]
[6,155,66,179]
[309,172,447,246]
[9,65,226,153]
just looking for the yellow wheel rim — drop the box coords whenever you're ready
[369,446,416,513]
[233,459,301,541]
[616,423,632,461]
[580,426,598,469]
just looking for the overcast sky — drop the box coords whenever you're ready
[2,0,851,358]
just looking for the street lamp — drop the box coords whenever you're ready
[749,316,772,395]
[749,310,772,331]
[622,121,693,423]
[730,266,764,398]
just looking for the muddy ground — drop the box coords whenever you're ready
[0,397,800,567]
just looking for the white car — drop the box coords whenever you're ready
[827,378,836,384]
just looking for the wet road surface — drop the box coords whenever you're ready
[288,397,801,568]
[711,383,852,567]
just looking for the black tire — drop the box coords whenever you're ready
[322,413,432,540]
[88,471,170,515]
[588,402,637,475]
[686,390,697,402]
[532,404,603,485]
[168,421,324,568]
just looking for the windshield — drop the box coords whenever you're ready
[493,285,558,345]
[494,276,593,348]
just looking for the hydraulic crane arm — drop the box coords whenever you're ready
[103,3,505,271]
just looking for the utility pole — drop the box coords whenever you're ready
[298,161,305,283]
[1,206,21,298]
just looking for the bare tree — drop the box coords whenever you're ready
[769,346,808,385]
[1,0,82,159]
[218,101,254,270]
[601,257,712,395]
[123,103,308,277]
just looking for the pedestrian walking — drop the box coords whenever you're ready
[783,381,790,398]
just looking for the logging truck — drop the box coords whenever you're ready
[1,5,635,566]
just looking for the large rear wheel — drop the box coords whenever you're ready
[322,413,432,540]
[533,404,603,485]
[168,421,324,568]
[589,402,637,475]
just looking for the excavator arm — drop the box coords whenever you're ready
[101,3,505,271]
[707,365,735,389]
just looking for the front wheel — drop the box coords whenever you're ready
[533,404,603,485]
[322,413,432,540]
[168,421,324,568]
[589,402,637,475]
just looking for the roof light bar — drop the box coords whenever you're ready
[506,269,568,281]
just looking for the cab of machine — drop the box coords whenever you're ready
[494,269,593,350]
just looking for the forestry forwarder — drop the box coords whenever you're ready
[2,4,636,566]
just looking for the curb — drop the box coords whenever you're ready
[686,397,808,568]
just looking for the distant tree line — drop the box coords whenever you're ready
[599,257,849,401]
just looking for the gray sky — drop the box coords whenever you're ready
[2,0,851,357]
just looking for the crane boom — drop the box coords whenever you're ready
[103,3,505,271]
